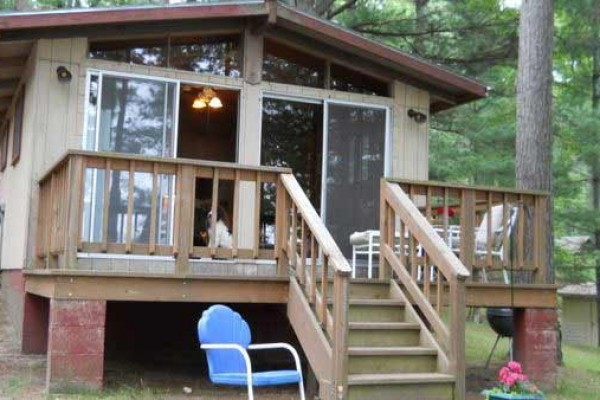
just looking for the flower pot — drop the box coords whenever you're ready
[485,393,545,400]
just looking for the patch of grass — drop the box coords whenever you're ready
[466,320,600,400]
[0,376,28,397]
[46,385,164,400]
[466,320,510,364]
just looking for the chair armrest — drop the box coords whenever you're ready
[247,343,303,374]
[200,343,253,385]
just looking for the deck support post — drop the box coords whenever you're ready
[46,298,106,392]
[513,308,558,390]
[175,165,195,275]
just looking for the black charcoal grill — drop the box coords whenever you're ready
[485,308,514,368]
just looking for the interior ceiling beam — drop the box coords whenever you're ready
[0,97,11,110]
[0,78,18,91]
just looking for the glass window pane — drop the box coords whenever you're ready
[85,74,99,151]
[156,174,175,246]
[325,104,387,257]
[82,168,105,243]
[330,63,389,97]
[94,75,176,157]
[261,98,323,208]
[107,170,129,244]
[89,38,168,67]
[263,39,325,88]
[169,35,241,77]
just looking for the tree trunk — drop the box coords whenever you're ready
[413,0,429,56]
[515,0,554,284]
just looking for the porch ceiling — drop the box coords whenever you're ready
[0,40,32,122]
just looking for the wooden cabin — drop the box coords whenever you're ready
[0,1,558,398]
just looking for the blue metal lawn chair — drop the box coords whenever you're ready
[197,304,305,400]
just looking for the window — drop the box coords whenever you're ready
[89,35,241,78]
[0,122,8,172]
[330,63,389,97]
[85,72,177,157]
[82,72,177,246]
[263,39,325,88]
[11,85,25,166]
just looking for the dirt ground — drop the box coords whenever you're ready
[0,294,488,399]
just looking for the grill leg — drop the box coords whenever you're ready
[485,334,502,369]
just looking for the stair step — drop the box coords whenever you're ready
[348,372,455,385]
[348,322,421,347]
[347,299,406,323]
[347,373,455,400]
[348,346,437,356]
[349,298,403,306]
[348,280,391,299]
[349,322,419,330]
[348,346,438,374]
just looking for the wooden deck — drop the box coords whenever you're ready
[24,269,555,308]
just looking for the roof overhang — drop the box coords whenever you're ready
[0,1,487,112]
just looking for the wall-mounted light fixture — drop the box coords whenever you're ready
[407,108,427,124]
[56,66,72,83]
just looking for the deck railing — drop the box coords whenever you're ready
[390,178,550,284]
[35,150,290,271]
[380,179,470,399]
[277,173,351,397]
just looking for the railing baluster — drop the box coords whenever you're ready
[486,192,493,266]
[232,169,240,258]
[210,168,219,257]
[502,193,509,268]
[149,162,158,255]
[253,171,261,258]
[310,236,317,303]
[299,218,306,284]
[517,194,525,270]
[436,268,443,313]
[101,159,111,252]
[125,160,135,253]
[320,255,328,327]
[290,203,297,267]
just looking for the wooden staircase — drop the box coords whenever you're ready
[345,280,455,399]
[279,175,469,400]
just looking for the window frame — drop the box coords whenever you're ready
[11,85,25,166]
[0,121,9,172]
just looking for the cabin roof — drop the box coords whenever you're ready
[0,1,487,117]
[558,282,597,298]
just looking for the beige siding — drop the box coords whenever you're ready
[392,81,430,180]
[562,297,598,347]
[0,45,37,270]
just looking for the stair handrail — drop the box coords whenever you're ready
[380,179,469,400]
[277,173,350,399]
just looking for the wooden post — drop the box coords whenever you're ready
[65,155,84,269]
[275,177,288,275]
[379,179,390,280]
[331,272,349,399]
[460,190,475,277]
[535,195,549,283]
[175,165,195,275]
[450,277,467,400]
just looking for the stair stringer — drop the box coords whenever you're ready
[389,279,452,376]
[287,277,334,399]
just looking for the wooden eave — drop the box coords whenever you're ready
[0,1,487,111]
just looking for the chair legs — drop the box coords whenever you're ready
[245,381,305,400]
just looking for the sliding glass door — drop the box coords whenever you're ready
[260,95,389,257]
[323,102,389,257]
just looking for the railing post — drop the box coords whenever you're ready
[65,155,84,269]
[451,277,467,400]
[275,176,289,275]
[379,179,391,280]
[460,189,475,278]
[175,164,195,275]
[332,272,349,399]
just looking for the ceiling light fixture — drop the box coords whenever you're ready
[193,87,223,110]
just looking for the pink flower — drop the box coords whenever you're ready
[498,367,510,382]
[507,361,522,374]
